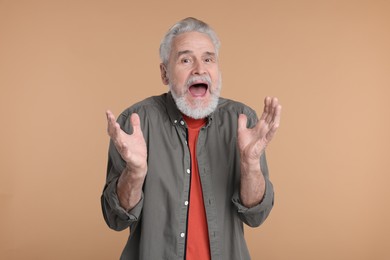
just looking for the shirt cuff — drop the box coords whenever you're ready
[232,179,274,214]
[105,179,144,221]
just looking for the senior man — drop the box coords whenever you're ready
[102,17,282,260]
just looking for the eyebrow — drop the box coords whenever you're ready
[204,51,217,58]
[177,50,192,56]
[175,50,216,59]
[175,50,193,59]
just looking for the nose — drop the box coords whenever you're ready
[192,60,206,75]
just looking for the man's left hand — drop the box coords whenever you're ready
[238,97,282,164]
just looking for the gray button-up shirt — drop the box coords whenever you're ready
[101,92,274,260]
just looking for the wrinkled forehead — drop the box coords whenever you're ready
[170,31,217,58]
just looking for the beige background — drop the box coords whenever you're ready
[1,0,389,259]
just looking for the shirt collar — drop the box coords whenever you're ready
[166,91,214,127]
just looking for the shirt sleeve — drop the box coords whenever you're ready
[101,166,144,231]
[231,175,274,227]
[231,106,275,227]
[101,110,145,232]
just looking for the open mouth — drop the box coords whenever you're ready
[188,83,208,97]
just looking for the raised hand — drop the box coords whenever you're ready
[106,110,147,174]
[238,97,282,164]
[237,97,281,207]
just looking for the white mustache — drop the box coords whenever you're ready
[185,75,212,88]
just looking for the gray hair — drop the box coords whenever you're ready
[159,17,221,65]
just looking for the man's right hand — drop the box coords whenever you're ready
[106,110,147,211]
[106,110,148,175]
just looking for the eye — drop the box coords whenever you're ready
[181,58,191,64]
[204,57,214,63]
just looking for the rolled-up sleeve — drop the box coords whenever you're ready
[101,172,144,231]
[231,178,274,227]
[231,152,274,227]
[101,125,144,231]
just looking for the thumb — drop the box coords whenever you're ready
[238,114,248,131]
[130,113,142,135]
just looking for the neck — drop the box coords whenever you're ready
[182,114,207,129]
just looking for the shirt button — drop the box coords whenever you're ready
[180,232,185,238]
[180,120,185,125]
[184,201,189,206]
[174,120,177,124]
[186,169,191,174]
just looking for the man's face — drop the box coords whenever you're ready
[160,31,221,119]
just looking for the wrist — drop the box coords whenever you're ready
[239,145,264,164]
[240,158,260,174]
[125,162,147,175]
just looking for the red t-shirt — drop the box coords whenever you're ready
[183,115,211,260]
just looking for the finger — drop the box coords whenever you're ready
[272,104,282,128]
[106,110,122,139]
[271,97,279,112]
[266,122,279,141]
[238,114,248,131]
[130,113,142,135]
[265,97,279,123]
[266,104,282,141]
[269,98,281,124]
[106,110,116,134]
[260,96,271,122]
[106,110,116,125]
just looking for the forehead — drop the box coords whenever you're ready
[171,31,216,54]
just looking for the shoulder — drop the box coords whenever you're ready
[117,94,169,123]
[214,97,258,126]
[217,97,256,115]
[115,94,171,133]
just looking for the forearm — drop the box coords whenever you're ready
[117,165,147,211]
[240,160,266,208]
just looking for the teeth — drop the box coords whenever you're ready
[192,83,207,87]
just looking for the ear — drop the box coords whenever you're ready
[160,63,169,85]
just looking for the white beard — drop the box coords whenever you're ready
[170,75,222,119]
